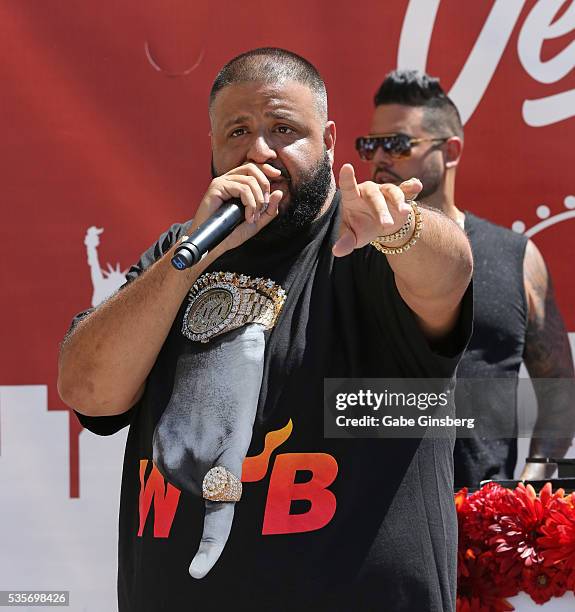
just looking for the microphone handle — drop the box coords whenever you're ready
[171,199,244,270]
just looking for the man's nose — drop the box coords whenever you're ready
[370,148,393,179]
[371,145,394,166]
[246,135,277,164]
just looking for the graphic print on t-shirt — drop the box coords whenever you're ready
[139,419,338,538]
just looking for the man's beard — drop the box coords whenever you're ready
[417,166,442,200]
[211,151,333,240]
[372,161,442,200]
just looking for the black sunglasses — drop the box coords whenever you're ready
[355,133,449,161]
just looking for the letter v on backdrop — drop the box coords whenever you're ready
[398,0,574,127]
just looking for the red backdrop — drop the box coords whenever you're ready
[1,0,573,496]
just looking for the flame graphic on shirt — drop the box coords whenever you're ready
[241,419,293,482]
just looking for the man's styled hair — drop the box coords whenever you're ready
[209,47,328,121]
[374,70,463,139]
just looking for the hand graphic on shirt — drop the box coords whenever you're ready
[333,164,423,257]
[151,165,421,579]
[152,325,265,579]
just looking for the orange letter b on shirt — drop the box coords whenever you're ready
[262,453,338,535]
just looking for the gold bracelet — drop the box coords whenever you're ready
[370,201,423,255]
[375,209,413,243]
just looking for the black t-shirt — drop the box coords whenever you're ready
[76,193,472,612]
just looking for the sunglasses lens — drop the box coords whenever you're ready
[388,135,412,158]
[355,137,374,161]
[356,135,413,160]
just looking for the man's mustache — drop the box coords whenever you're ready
[373,166,403,182]
[211,159,291,181]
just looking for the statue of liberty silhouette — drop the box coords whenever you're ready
[84,227,127,307]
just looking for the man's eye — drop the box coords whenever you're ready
[276,126,295,135]
[230,128,247,138]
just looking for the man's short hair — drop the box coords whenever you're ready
[209,47,328,122]
[374,69,463,140]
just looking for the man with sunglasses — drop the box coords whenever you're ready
[357,69,575,488]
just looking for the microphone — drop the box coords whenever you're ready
[171,199,244,270]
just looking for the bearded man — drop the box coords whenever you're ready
[59,49,472,612]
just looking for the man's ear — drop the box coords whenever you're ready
[324,121,336,164]
[445,136,463,169]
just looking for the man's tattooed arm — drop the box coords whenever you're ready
[520,240,575,480]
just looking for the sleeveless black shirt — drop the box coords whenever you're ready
[454,212,528,487]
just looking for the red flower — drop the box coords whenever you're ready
[456,594,515,612]
[539,494,575,572]
[455,483,575,609]
[521,565,567,604]
[456,548,516,612]
[488,483,561,573]
[456,485,519,611]
[459,483,510,543]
